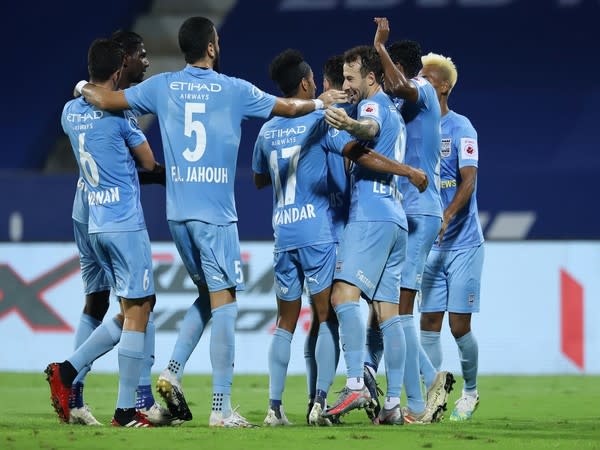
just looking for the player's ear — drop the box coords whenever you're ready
[367,71,376,87]
[301,77,310,93]
[112,69,122,87]
[207,42,216,59]
[441,80,450,96]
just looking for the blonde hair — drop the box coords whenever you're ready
[421,52,458,90]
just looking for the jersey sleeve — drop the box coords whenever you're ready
[252,132,268,175]
[60,103,69,134]
[455,125,479,169]
[357,100,383,134]
[124,74,164,116]
[235,78,277,120]
[410,77,433,110]
[121,111,147,149]
[321,127,354,156]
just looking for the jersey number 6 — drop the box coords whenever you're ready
[78,133,100,187]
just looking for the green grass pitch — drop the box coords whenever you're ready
[1,373,599,449]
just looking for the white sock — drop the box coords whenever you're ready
[346,376,364,390]
[463,389,478,398]
[384,396,400,409]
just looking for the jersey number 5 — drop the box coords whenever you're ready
[183,103,207,162]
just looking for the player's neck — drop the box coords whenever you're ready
[117,78,133,90]
[90,79,117,91]
[367,84,382,98]
[440,99,450,116]
[191,57,213,70]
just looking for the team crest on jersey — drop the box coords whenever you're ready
[252,86,265,99]
[460,137,478,161]
[441,138,452,158]
[360,102,379,118]
[127,115,140,132]
[328,127,340,138]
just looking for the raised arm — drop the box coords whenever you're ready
[438,166,477,242]
[342,140,428,192]
[76,82,130,111]
[373,17,418,103]
[325,106,380,141]
[271,89,347,117]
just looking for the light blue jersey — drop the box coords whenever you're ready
[348,91,407,230]
[326,151,349,242]
[396,77,442,218]
[72,177,88,224]
[71,104,145,225]
[61,98,147,233]
[252,111,353,251]
[124,66,277,225]
[326,103,354,241]
[253,111,334,251]
[435,111,484,251]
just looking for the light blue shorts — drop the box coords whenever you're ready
[89,229,155,299]
[402,215,442,290]
[419,244,484,314]
[168,220,244,292]
[73,220,111,295]
[335,221,406,303]
[274,243,336,301]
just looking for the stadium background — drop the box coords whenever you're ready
[0,0,598,375]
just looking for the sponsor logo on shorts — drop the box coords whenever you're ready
[335,261,342,272]
[356,270,375,291]
[468,293,475,304]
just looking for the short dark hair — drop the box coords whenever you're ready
[178,16,216,64]
[343,45,383,81]
[269,49,311,97]
[110,30,143,57]
[323,55,344,90]
[387,40,422,79]
[87,38,125,82]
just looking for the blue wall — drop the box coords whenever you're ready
[1,1,598,240]
[1,0,151,169]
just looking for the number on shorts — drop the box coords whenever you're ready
[143,269,150,291]
[234,260,244,284]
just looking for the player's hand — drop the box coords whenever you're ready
[374,17,390,48]
[319,89,347,107]
[73,80,88,98]
[437,212,452,244]
[409,168,428,193]
[325,106,352,131]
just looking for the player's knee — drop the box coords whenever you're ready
[449,314,471,338]
[276,316,297,333]
[420,312,443,331]
[84,291,110,321]
[330,282,355,307]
